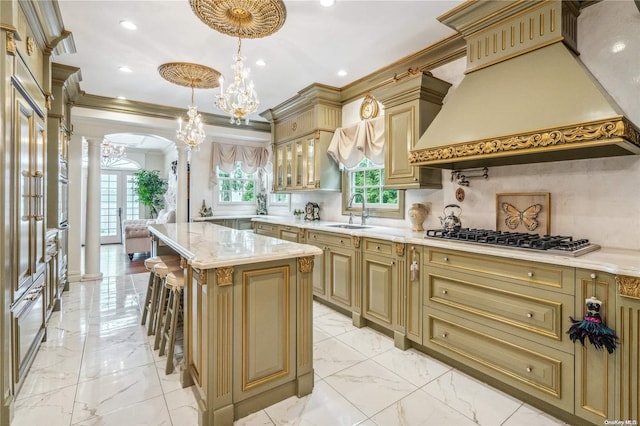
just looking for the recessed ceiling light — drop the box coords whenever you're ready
[337,69,347,77]
[119,66,132,73]
[611,41,626,53]
[255,59,266,67]
[119,20,137,30]
[320,0,335,7]
[116,96,127,100]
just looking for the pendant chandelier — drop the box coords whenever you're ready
[216,37,258,125]
[177,86,206,149]
[158,62,221,151]
[100,139,125,166]
[189,0,287,125]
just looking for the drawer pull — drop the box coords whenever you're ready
[442,333,448,338]
[443,257,449,262]
[442,289,448,295]
[590,273,597,279]
[340,240,344,244]
[526,367,532,373]
[376,246,380,250]
[527,313,533,318]
[527,272,534,278]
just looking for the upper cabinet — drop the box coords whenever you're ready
[262,84,342,192]
[377,72,451,189]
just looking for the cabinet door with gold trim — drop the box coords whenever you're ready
[574,269,617,424]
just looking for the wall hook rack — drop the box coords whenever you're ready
[451,167,488,187]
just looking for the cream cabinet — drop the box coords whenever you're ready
[264,84,342,193]
[205,218,253,230]
[376,72,450,189]
[574,269,617,424]
[406,245,422,344]
[306,230,361,319]
[361,238,408,348]
[423,248,575,412]
[272,132,340,192]
[617,275,640,422]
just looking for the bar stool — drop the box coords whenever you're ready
[153,261,182,349]
[158,269,184,374]
[148,260,180,336]
[141,255,180,329]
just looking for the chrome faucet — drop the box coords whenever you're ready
[348,193,367,225]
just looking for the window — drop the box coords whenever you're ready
[271,192,289,205]
[342,158,404,219]
[349,158,398,207]
[217,163,255,203]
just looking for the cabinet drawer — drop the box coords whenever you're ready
[425,267,573,349]
[427,248,574,293]
[306,231,352,248]
[424,310,573,411]
[362,238,393,256]
[255,222,278,236]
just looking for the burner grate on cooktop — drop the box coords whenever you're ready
[425,228,599,256]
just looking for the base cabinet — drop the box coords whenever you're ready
[423,248,576,414]
[617,275,640,422]
[406,245,422,344]
[574,270,617,424]
[361,238,408,347]
[306,230,360,316]
[184,256,314,425]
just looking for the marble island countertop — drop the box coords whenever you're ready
[251,216,640,278]
[149,222,322,270]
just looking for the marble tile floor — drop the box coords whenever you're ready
[11,245,569,426]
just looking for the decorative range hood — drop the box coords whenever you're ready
[410,1,640,169]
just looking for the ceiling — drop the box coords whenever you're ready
[53,0,463,150]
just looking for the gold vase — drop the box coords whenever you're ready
[408,203,428,231]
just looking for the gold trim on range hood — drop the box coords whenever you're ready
[410,1,640,169]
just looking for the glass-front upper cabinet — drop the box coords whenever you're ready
[306,137,315,188]
[285,143,293,187]
[295,139,304,188]
[276,144,285,190]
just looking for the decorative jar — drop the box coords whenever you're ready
[408,203,428,231]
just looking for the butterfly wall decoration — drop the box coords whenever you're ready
[496,192,550,235]
[501,202,542,231]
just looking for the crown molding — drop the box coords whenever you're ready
[75,93,271,133]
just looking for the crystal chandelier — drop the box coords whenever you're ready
[101,140,125,159]
[216,38,259,125]
[177,86,206,150]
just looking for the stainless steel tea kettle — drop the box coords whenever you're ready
[439,204,462,233]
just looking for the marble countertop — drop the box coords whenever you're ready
[191,215,261,222]
[149,222,323,270]
[251,216,640,278]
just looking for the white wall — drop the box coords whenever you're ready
[291,1,640,250]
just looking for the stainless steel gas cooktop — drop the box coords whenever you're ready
[425,228,600,257]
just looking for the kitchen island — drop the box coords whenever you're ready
[148,222,323,426]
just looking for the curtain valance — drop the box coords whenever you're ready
[327,116,385,169]
[209,142,270,186]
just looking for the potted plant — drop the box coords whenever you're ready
[132,169,168,218]
[293,209,304,221]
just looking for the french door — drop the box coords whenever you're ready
[100,171,140,244]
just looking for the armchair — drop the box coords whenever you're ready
[122,209,176,260]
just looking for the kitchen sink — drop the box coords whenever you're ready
[326,224,372,229]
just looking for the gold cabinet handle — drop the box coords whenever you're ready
[590,273,597,279]
[526,367,532,373]
[443,257,449,262]
[527,272,534,278]
[442,289,448,295]
[376,246,380,250]
[442,333,448,338]
[527,313,533,318]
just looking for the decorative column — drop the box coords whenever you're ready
[82,138,103,281]
[67,133,83,282]
[176,144,189,223]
